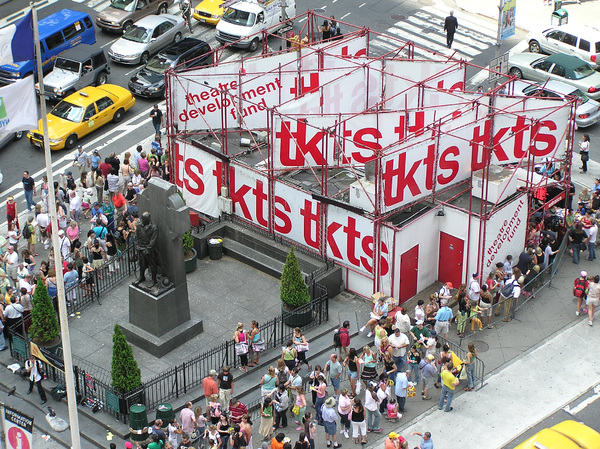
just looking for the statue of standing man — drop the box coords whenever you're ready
[135,211,161,288]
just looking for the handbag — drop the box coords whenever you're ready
[235,342,249,355]
[296,342,310,352]
[252,339,266,352]
[291,405,300,415]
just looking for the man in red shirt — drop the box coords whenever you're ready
[99,158,112,179]
[228,397,248,424]
[202,369,219,412]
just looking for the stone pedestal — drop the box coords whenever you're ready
[122,285,203,357]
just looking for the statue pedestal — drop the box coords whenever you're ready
[121,285,203,357]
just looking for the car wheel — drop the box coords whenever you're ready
[509,67,523,79]
[529,40,541,53]
[65,134,78,150]
[174,32,182,43]
[96,72,108,86]
[249,38,259,52]
[113,108,125,123]
[158,3,168,14]
[13,131,23,141]
[140,52,150,65]
[123,20,133,32]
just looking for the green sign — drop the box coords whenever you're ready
[0,97,6,119]
[105,390,120,413]
[12,335,27,358]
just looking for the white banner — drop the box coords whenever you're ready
[173,141,221,217]
[0,76,38,141]
[229,164,270,230]
[3,405,34,449]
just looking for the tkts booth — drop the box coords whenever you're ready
[165,12,574,301]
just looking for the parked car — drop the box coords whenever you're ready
[508,53,600,100]
[0,131,23,151]
[515,420,600,449]
[36,45,111,101]
[108,14,186,65]
[96,0,174,33]
[511,79,600,128]
[27,85,136,151]
[527,24,600,69]
[193,0,226,25]
[129,38,212,98]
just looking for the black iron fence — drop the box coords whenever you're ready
[9,280,329,424]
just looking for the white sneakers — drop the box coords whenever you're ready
[359,326,366,333]
[367,332,373,338]
[589,321,593,326]
[576,311,580,316]
[343,431,349,439]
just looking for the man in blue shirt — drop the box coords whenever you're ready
[434,300,453,340]
[394,371,408,412]
[411,431,434,449]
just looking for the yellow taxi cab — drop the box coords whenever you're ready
[515,420,600,449]
[28,84,136,151]
[193,0,226,25]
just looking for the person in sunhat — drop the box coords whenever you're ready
[322,397,342,448]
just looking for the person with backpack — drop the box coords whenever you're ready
[334,321,351,357]
[500,267,522,322]
[573,270,590,318]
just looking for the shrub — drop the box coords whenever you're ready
[28,278,60,344]
[280,247,310,308]
[111,325,141,394]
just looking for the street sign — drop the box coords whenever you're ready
[3,405,34,449]
[489,52,509,82]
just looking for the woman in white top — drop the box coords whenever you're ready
[579,133,590,173]
[7,223,20,250]
[167,417,182,448]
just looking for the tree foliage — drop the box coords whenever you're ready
[111,325,141,393]
[29,278,60,344]
[280,247,310,308]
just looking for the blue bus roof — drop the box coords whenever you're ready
[38,9,91,38]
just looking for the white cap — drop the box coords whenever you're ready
[58,230,65,235]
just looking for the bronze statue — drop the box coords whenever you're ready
[135,211,161,288]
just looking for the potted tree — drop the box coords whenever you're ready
[183,230,197,273]
[281,247,313,326]
[111,324,144,425]
[28,279,61,352]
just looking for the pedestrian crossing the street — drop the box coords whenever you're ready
[370,5,499,62]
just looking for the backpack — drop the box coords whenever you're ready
[277,369,288,386]
[573,278,587,298]
[501,280,516,297]
[22,224,32,239]
[333,329,342,348]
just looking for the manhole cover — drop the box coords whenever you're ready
[472,340,489,352]
[391,14,407,21]
[422,26,437,34]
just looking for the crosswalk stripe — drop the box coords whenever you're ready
[421,5,498,41]
[93,0,112,12]
[389,22,480,58]
[402,15,493,51]
[385,25,475,61]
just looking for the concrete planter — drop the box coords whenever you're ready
[282,303,313,327]
[184,248,197,273]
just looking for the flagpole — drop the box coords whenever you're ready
[30,4,82,448]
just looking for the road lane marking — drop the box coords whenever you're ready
[93,0,112,11]
[0,0,60,28]
[340,12,350,19]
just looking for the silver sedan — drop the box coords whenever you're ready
[508,52,600,101]
[108,14,186,65]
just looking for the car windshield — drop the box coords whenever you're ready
[51,101,84,123]
[123,26,151,43]
[54,58,81,73]
[221,8,255,26]
[110,0,136,11]
[145,55,176,73]
[568,88,589,103]
[571,63,595,80]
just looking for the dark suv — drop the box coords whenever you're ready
[128,38,212,99]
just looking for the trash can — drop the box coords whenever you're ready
[129,404,148,442]
[551,8,568,25]
[155,403,174,425]
[208,236,223,260]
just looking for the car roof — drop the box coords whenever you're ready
[134,14,180,28]
[159,38,209,58]
[57,44,104,62]
[537,80,578,95]
[546,53,591,69]
[63,85,118,105]
[549,24,600,40]
[38,9,90,37]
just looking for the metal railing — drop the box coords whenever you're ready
[459,236,568,340]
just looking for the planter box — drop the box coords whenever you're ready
[282,304,313,327]
[184,248,198,273]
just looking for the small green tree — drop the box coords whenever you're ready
[111,325,141,394]
[29,278,60,344]
[280,247,311,308]
[182,230,194,257]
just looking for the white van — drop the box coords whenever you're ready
[215,0,296,51]
[528,24,600,70]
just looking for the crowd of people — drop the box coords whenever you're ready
[0,140,171,350]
